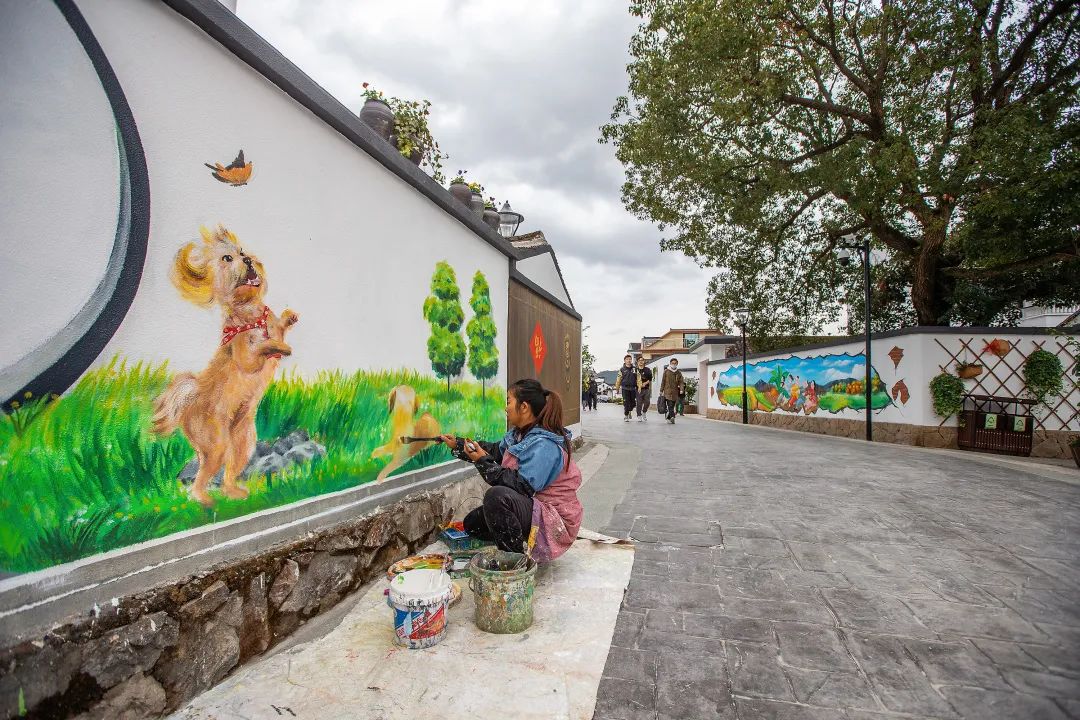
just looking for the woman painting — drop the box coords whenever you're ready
[439,379,583,562]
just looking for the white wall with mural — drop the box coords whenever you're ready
[0,0,516,573]
[705,330,1078,438]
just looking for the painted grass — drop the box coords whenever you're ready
[718,386,890,413]
[0,357,504,573]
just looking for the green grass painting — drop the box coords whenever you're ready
[0,357,504,573]
[718,385,890,413]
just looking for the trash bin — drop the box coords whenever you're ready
[956,394,1035,457]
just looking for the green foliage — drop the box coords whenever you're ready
[1023,349,1064,404]
[388,96,447,184]
[683,377,698,403]
[581,339,597,382]
[0,358,504,573]
[362,82,448,183]
[424,262,467,388]
[929,372,965,418]
[466,271,499,395]
[601,0,1080,336]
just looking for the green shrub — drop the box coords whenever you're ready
[929,372,965,418]
[1023,349,1064,404]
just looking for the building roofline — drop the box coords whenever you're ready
[510,270,582,321]
[510,231,575,309]
[704,325,1078,366]
[160,0,522,262]
[687,336,741,351]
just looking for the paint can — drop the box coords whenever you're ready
[468,548,537,634]
[387,569,453,649]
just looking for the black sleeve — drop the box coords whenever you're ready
[451,439,502,463]
[474,456,536,497]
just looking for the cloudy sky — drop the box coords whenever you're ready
[236,0,718,371]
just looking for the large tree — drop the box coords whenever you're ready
[601,0,1080,336]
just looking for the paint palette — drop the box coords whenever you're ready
[385,553,452,580]
[440,523,495,553]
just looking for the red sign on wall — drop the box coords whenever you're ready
[531,322,547,374]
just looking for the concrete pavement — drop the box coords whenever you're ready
[584,402,1080,719]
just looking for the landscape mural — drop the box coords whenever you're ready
[715,352,891,414]
[0,240,503,574]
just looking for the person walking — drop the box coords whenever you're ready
[659,357,685,424]
[616,354,638,422]
[587,375,598,411]
[635,356,653,421]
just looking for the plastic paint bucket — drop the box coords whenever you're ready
[468,548,537,634]
[387,569,453,649]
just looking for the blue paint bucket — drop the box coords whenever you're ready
[387,569,453,649]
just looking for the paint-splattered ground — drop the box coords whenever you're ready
[169,538,632,720]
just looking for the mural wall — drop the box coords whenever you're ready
[713,353,892,415]
[0,0,512,573]
[706,331,1078,437]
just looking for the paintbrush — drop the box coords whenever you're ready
[400,436,443,443]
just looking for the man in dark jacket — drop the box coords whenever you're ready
[587,375,599,410]
[616,354,639,422]
[635,356,653,421]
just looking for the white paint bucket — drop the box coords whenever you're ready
[387,569,453,649]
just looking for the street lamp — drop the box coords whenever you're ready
[497,201,524,239]
[734,307,750,425]
[837,233,873,442]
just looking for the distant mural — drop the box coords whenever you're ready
[0,243,503,573]
[715,352,891,414]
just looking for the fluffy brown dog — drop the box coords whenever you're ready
[152,226,298,506]
[371,385,439,483]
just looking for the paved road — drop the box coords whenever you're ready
[584,403,1080,719]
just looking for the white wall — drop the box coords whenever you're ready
[0,0,122,398]
[516,253,571,308]
[31,0,511,384]
[707,330,1079,431]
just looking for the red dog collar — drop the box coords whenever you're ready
[221,306,270,346]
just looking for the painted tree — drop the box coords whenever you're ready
[424,261,466,391]
[466,271,499,399]
[601,0,1080,335]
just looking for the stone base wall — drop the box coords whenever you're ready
[705,409,1074,459]
[0,476,486,720]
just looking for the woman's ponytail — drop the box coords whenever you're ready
[509,379,572,467]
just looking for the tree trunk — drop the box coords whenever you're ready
[910,227,949,326]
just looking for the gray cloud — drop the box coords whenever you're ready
[237,0,712,370]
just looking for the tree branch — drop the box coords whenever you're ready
[946,249,1080,278]
[987,0,1078,104]
[779,93,876,128]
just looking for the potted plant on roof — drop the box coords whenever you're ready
[482,197,500,231]
[386,96,447,183]
[449,170,472,206]
[467,181,485,217]
[358,83,394,141]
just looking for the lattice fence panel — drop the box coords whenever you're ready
[934,335,1079,431]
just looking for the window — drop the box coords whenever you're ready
[683,333,699,348]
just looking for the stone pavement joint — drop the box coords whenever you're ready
[586,404,1080,720]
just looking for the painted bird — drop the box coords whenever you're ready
[205,150,252,186]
